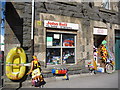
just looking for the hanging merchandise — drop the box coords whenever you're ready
[102,40,107,45]
[100,44,108,62]
[100,40,115,73]
[27,55,46,87]
[93,46,98,61]
[105,45,115,62]
[6,47,26,80]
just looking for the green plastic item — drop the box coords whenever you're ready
[102,40,107,45]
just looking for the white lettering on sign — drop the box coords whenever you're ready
[44,20,79,30]
[93,28,107,35]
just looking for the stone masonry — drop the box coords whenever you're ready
[4,1,120,87]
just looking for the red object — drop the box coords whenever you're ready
[58,70,61,74]
[57,70,67,74]
[63,39,74,46]
[61,70,67,74]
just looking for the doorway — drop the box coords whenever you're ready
[115,30,120,70]
[93,35,107,64]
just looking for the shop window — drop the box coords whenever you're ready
[102,0,110,9]
[115,30,120,37]
[46,48,61,65]
[94,0,110,10]
[46,32,76,65]
[63,48,75,64]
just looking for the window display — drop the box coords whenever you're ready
[47,49,60,65]
[62,49,75,64]
[63,34,74,46]
[46,32,76,65]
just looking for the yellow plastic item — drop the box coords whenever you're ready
[55,70,58,74]
[6,47,26,80]
[64,75,67,79]
[92,59,97,70]
[111,61,115,65]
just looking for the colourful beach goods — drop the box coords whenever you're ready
[52,69,67,74]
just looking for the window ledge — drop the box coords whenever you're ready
[99,7,117,15]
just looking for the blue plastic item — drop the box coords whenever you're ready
[51,69,55,73]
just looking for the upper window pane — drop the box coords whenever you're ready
[94,0,110,10]
[102,0,110,9]
[62,34,75,47]
[47,33,61,46]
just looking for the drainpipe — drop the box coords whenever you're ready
[31,0,35,56]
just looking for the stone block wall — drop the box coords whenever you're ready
[4,1,120,70]
[5,1,120,65]
[3,1,120,86]
[34,2,119,66]
[34,2,119,24]
[5,2,32,61]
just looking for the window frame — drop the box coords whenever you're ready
[46,31,77,65]
[102,0,111,10]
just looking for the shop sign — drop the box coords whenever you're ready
[44,20,79,30]
[93,28,107,35]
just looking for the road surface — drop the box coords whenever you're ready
[44,71,118,88]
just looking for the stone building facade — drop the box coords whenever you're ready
[4,1,120,87]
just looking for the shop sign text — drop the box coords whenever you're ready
[44,20,79,30]
[93,28,107,35]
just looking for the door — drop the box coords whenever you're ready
[115,37,120,70]
[115,30,120,70]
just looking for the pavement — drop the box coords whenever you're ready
[44,71,118,88]
[21,72,104,88]
[1,72,106,89]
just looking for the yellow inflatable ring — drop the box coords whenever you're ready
[6,47,26,80]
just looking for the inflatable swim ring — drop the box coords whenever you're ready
[6,47,26,80]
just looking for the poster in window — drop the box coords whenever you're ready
[54,34,60,39]
[47,37,53,46]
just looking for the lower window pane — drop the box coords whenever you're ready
[46,48,61,65]
[62,48,75,64]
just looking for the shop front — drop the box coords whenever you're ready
[34,13,85,69]
[44,20,78,65]
[93,23,116,73]
[93,27,108,65]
